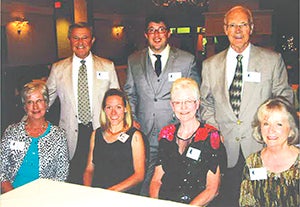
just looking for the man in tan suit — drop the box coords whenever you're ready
[200,6,293,206]
[47,22,119,184]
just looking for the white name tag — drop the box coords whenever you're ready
[10,140,25,151]
[186,147,201,161]
[245,72,261,82]
[117,132,130,143]
[168,72,182,82]
[96,71,109,80]
[249,167,267,180]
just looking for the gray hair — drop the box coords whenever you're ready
[68,22,94,39]
[21,81,49,107]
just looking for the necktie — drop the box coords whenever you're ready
[154,54,162,77]
[78,60,91,125]
[229,54,243,117]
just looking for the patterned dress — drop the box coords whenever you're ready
[156,123,227,204]
[239,150,300,207]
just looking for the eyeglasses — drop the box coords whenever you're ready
[26,99,46,106]
[225,22,251,30]
[147,27,167,34]
[172,100,197,108]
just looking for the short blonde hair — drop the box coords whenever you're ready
[171,77,200,101]
[252,96,299,145]
[100,89,132,130]
[21,81,49,107]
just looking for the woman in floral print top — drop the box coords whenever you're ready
[149,78,227,206]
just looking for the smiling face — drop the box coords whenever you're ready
[69,27,95,59]
[224,7,253,53]
[171,88,200,123]
[260,109,291,148]
[104,95,127,127]
[24,90,47,121]
[144,21,171,53]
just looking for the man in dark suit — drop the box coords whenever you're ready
[47,22,120,185]
[124,14,200,196]
[200,5,293,206]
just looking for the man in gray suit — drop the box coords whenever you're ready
[47,22,120,185]
[124,14,200,196]
[200,6,293,206]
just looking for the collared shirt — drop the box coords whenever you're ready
[226,44,251,93]
[148,44,170,73]
[72,52,93,121]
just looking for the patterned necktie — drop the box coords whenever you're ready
[229,54,243,117]
[154,54,162,76]
[78,60,91,125]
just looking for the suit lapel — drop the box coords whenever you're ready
[240,45,261,116]
[64,57,77,112]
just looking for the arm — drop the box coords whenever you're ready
[189,166,221,206]
[83,131,96,186]
[46,65,58,108]
[108,130,145,192]
[55,129,70,181]
[199,62,218,128]
[271,53,293,103]
[149,165,164,198]
[189,55,201,87]
[109,61,121,89]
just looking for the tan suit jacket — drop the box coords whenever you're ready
[200,44,293,167]
[47,55,120,159]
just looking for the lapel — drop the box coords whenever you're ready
[239,45,261,116]
[142,49,157,93]
[63,57,77,112]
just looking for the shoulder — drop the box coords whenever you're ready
[128,49,147,61]
[194,123,221,149]
[251,45,281,59]
[52,57,72,69]
[245,151,262,167]
[158,124,177,141]
[93,54,113,65]
[203,49,227,65]
[4,122,24,134]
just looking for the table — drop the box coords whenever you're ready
[0,179,191,207]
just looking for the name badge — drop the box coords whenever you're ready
[245,72,261,83]
[96,71,109,80]
[249,167,267,180]
[168,72,182,82]
[117,132,130,143]
[10,140,25,151]
[186,147,201,161]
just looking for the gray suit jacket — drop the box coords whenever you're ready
[124,47,200,149]
[200,44,293,168]
[47,55,120,159]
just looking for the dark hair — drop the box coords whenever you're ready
[68,22,94,38]
[144,13,169,32]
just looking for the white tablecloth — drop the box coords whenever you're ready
[0,179,191,207]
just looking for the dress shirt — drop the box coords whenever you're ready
[148,44,170,73]
[226,44,251,94]
[72,52,93,123]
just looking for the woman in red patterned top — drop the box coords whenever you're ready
[149,77,227,206]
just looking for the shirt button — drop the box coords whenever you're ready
[237,120,242,125]
[154,98,157,102]
[235,137,240,141]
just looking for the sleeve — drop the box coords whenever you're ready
[239,163,257,207]
[123,59,138,120]
[271,53,294,104]
[46,64,58,107]
[0,127,12,182]
[54,128,70,181]
[188,55,201,87]
[109,61,120,89]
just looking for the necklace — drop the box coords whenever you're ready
[25,121,48,137]
[176,130,197,141]
[106,128,124,136]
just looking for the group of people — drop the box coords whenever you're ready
[1,5,298,207]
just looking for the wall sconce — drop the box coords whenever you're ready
[112,25,124,39]
[14,17,29,35]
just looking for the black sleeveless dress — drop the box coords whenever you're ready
[92,127,142,195]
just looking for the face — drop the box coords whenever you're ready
[24,90,47,121]
[171,88,199,123]
[69,27,95,59]
[144,21,171,53]
[224,8,253,53]
[260,110,291,148]
[104,95,127,127]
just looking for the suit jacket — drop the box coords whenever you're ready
[200,44,293,168]
[124,47,200,149]
[47,54,120,159]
